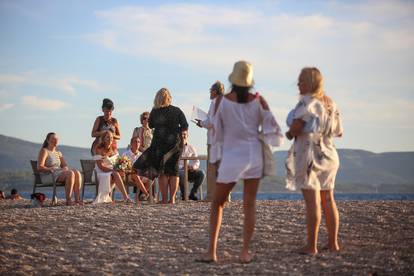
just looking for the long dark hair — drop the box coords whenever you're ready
[232,85,251,103]
[42,132,56,148]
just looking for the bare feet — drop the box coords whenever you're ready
[298,246,318,255]
[240,251,253,263]
[195,253,217,263]
[322,243,340,252]
[66,200,75,206]
[123,197,133,204]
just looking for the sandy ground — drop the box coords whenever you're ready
[0,199,413,275]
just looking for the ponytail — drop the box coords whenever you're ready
[42,132,55,148]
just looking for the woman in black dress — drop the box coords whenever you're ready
[133,88,188,204]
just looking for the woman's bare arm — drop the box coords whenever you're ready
[37,149,53,173]
[286,119,305,140]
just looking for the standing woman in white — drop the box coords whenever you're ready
[201,61,283,263]
[285,67,343,255]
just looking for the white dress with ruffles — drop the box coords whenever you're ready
[285,94,343,191]
[212,96,283,183]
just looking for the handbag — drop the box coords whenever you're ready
[256,93,276,177]
[258,132,276,177]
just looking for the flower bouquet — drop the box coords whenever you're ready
[113,156,132,172]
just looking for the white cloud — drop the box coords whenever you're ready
[86,2,414,85]
[0,71,111,96]
[21,95,68,111]
[0,103,14,111]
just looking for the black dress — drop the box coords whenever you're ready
[133,105,188,178]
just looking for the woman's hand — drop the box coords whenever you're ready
[285,131,294,140]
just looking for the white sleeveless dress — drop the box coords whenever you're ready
[212,96,283,183]
[92,154,119,203]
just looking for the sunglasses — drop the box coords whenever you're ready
[142,117,149,121]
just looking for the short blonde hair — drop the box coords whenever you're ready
[153,88,172,109]
[300,67,333,112]
[140,111,150,124]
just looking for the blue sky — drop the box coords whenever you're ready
[0,0,413,154]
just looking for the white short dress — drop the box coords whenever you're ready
[212,96,283,183]
[285,94,343,191]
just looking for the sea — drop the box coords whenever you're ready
[19,189,414,201]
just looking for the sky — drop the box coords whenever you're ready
[0,0,413,154]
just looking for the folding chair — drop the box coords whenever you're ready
[30,160,65,205]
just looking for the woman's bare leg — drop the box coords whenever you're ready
[112,171,129,199]
[301,189,321,255]
[320,190,340,251]
[131,174,149,196]
[57,170,75,205]
[204,182,236,262]
[73,169,82,203]
[158,175,168,204]
[168,176,179,204]
[240,178,260,263]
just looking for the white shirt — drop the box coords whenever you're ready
[179,143,200,170]
[200,99,216,145]
[122,149,142,164]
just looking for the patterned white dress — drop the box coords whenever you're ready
[39,149,67,183]
[285,94,343,191]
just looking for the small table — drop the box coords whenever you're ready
[180,155,207,201]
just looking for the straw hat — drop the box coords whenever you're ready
[228,60,254,87]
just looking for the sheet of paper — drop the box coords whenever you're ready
[191,106,208,121]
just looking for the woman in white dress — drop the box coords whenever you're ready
[201,61,283,263]
[37,132,82,205]
[285,67,343,255]
[93,131,132,203]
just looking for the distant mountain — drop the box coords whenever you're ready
[0,134,92,171]
[0,134,413,192]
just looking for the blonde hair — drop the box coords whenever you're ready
[97,131,113,149]
[300,67,333,113]
[153,88,172,109]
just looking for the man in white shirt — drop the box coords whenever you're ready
[195,81,224,201]
[122,137,151,200]
[179,130,205,200]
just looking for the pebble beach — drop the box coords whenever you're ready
[1,199,413,275]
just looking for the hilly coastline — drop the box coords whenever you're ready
[0,134,413,193]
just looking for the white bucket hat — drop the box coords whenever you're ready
[228,60,254,87]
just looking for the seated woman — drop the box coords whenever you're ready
[93,131,132,204]
[122,137,152,201]
[132,111,153,152]
[37,132,82,205]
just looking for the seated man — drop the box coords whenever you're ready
[179,130,205,200]
[122,137,152,200]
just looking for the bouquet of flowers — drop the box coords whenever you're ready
[113,156,132,172]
